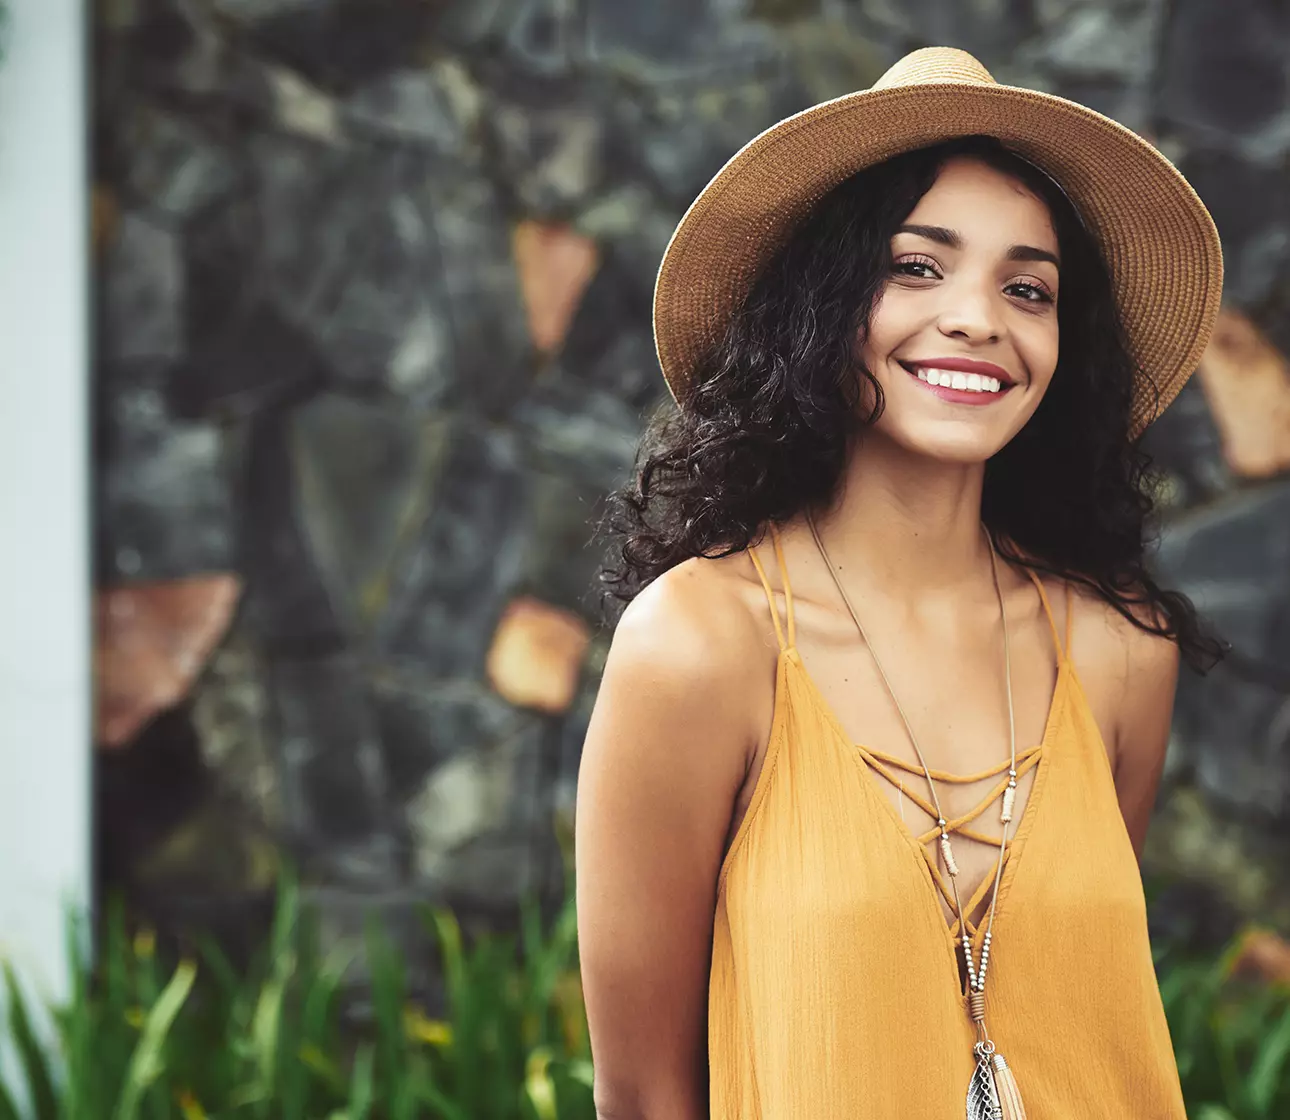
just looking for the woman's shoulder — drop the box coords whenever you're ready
[1062,575,1178,668]
[1054,574,1180,771]
[611,549,775,684]
[592,550,776,791]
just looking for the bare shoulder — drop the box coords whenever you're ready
[589,548,777,780]
[612,550,771,683]
[1067,580,1179,686]
[1065,579,1180,774]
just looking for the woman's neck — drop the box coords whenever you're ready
[808,433,993,603]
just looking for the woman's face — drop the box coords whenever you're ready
[858,155,1061,462]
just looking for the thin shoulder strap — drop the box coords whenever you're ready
[1024,569,1069,664]
[1064,580,1074,659]
[770,524,797,649]
[748,524,797,652]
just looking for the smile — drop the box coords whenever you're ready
[898,360,1017,401]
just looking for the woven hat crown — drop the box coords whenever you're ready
[872,46,998,89]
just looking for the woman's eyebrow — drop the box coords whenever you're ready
[1007,244,1061,268]
[898,223,960,248]
[896,224,1060,269]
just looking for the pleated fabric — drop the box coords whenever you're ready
[708,524,1186,1118]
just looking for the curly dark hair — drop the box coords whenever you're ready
[599,135,1226,672]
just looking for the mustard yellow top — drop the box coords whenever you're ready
[709,524,1186,1118]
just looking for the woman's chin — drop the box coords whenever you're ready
[869,413,1022,464]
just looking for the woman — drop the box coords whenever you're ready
[575,47,1226,1120]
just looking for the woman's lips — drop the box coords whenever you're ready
[898,360,1016,405]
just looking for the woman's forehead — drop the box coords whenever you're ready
[903,157,1058,247]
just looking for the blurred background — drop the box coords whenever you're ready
[3,0,1290,1116]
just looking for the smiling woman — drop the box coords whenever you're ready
[578,46,1226,1120]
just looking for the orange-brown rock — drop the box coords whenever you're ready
[1195,308,1290,478]
[1232,927,1290,988]
[95,574,242,749]
[512,221,599,354]
[486,596,591,714]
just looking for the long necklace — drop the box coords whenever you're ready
[806,512,1029,1120]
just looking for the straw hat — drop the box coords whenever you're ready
[652,46,1223,437]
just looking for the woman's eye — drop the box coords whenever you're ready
[893,259,940,279]
[1006,281,1055,304]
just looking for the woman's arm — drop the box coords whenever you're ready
[575,564,759,1120]
[1111,620,1181,861]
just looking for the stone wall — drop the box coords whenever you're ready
[92,0,1290,955]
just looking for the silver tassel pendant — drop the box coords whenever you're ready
[966,1052,1001,1120]
[966,1045,1027,1120]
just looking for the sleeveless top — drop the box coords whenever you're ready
[708,524,1186,1118]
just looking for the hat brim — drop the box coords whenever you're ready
[652,82,1223,438]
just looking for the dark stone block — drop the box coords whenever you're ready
[521,470,613,619]
[96,704,212,890]
[513,374,643,491]
[587,0,781,82]
[371,673,541,796]
[377,423,532,676]
[345,62,485,155]
[253,138,525,411]
[422,0,528,51]
[1157,0,1290,145]
[847,0,1040,64]
[242,0,439,94]
[111,0,221,98]
[560,248,660,408]
[572,181,680,295]
[1138,378,1232,509]
[1027,4,1158,90]
[404,716,558,905]
[502,0,586,74]
[184,188,260,353]
[1156,479,1290,670]
[95,361,234,580]
[240,410,347,651]
[1175,149,1290,307]
[119,105,242,221]
[425,168,534,416]
[1171,663,1290,817]
[268,650,394,846]
[489,93,607,217]
[101,210,184,363]
[289,394,449,635]
[1156,479,1290,816]
[173,300,329,420]
[610,67,808,208]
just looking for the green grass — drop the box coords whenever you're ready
[1157,937,1290,1119]
[0,872,593,1120]
[1,872,1287,1119]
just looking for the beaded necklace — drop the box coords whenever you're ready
[807,512,1028,1120]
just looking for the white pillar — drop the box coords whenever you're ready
[0,0,91,1010]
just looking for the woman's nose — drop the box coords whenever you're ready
[936,282,1003,344]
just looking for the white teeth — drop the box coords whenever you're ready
[910,366,1006,394]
